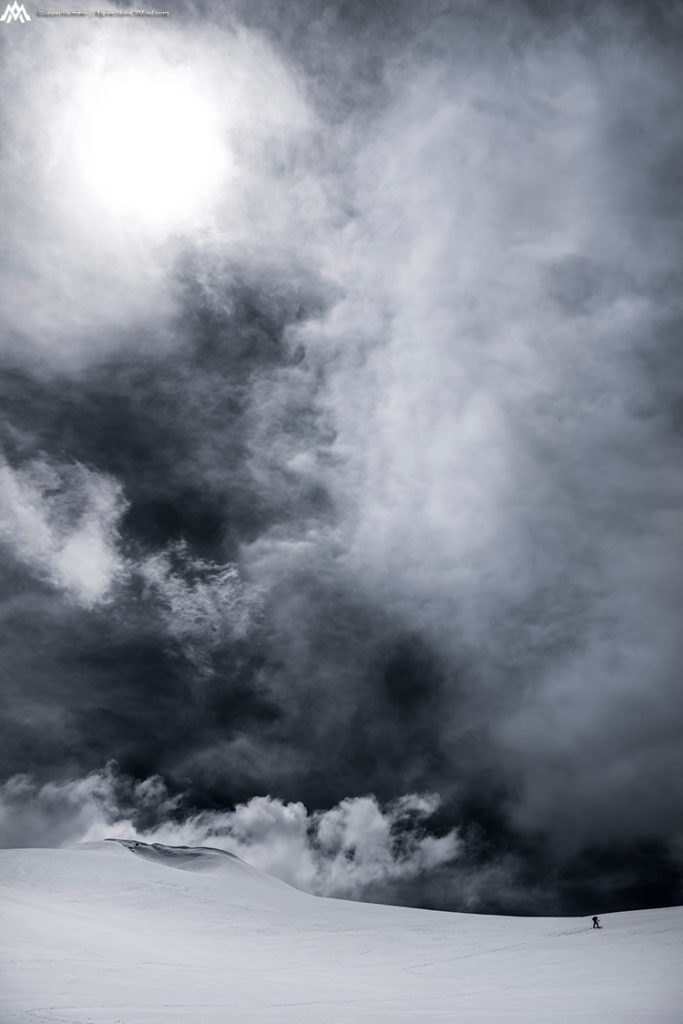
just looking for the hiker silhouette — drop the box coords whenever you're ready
[592,916,601,929]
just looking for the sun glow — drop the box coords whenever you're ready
[72,63,231,232]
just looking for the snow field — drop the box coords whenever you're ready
[1,840,681,1023]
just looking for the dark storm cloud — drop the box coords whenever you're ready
[1,0,683,915]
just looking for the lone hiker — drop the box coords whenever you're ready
[592,916,601,929]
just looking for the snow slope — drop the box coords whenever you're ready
[1,840,681,1023]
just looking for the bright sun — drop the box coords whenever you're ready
[72,63,230,232]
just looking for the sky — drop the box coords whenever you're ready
[0,0,682,916]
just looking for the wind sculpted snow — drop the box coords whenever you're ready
[1,842,681,1023]
[107,838,245,872]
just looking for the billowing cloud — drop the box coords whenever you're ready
[0,456,127,606]
[0,764,180,850]
[139,542,259,668]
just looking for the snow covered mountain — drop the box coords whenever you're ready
[1,840,681,1023]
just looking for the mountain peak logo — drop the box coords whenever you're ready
[1,2,31,21]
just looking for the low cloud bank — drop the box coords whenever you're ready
[0,765,459,901]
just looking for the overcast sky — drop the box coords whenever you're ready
[1,0,682,915]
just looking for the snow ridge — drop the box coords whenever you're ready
[105,837,243,871]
